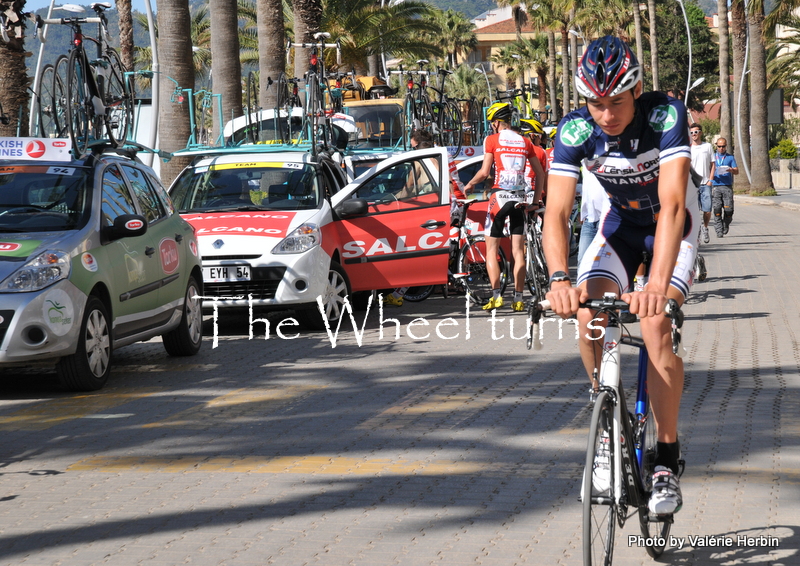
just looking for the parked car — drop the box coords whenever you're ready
[169,145,452,329]
[0,138,203,390]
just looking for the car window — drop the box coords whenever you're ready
[170,162,321,212]
[458,161,491,199]
[0,165,90,231]
[144,171,176,215]
[101,165,137,227]
[354,157,441,205]
[120,164,166,224]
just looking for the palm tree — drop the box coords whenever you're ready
[292,0,322,79]
[747,0,773,192]
[322,0,440,74]
[238,0,293,67]
[0,1,30,136]
[632,0,644,64]
[491,44,525,88]
[433,9,478,68]
[496,0,528,40]
[117,0,134,71]
[210,0,243,136]
[134,9,211,85]
[731,0,750,187]
[717,0,732,147]
[258,0,286,108]
[446,63,488,100]
[528,4,561,122]
[510,35,550,114]
[766,15,800,101]
[156,0,195,185]
[647,0,659,90]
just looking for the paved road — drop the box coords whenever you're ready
[1,202,799,566]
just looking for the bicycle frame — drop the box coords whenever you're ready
[597,322,650,513]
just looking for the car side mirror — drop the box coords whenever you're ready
[335,198,368,218]
[103,214,148,242]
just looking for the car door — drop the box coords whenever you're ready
[330,147,450,291]
[119,163,187,311]
[98,164,166,340]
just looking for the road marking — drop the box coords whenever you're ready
[141,386,322,428]
[0,389,160,431]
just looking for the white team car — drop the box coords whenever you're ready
[169,145,453,329]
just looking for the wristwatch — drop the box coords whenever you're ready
[549,270,570,284]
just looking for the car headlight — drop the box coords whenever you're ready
[271,223,321,254]
[1,250,71,292]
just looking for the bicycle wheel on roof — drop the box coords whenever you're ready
[66,50,95,156]
[101,49,133,147]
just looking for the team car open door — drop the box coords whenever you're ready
[330,147,451,292]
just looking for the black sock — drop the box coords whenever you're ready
[654,440,680,474]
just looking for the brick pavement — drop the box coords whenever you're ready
[0,202,799,565]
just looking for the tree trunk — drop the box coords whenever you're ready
[730,0,750,189]
[569,8,579,109]
[632,0,644,66]
[157,0,194,185]
[647,0,659,91]
[258,0,286,108]
[210,0,243,143]
[116,0,134,72]
[548,31,559,122]
[717,0,731,148]
[747,4,772,192]
[538,69,548,115]
[293,0,323,80]
[368,54,380,77]
[0,1,30,137]
[561,25,570,114]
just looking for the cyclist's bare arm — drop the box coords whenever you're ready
[543,174,584,316]
[464,152,494,194]
[624,156,689,318]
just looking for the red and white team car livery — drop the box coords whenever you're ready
[169,147,453,329]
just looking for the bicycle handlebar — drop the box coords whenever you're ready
[35,16,103,43]
[530,297,686,356]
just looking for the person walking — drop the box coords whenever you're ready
[690,123,714,243]
[708,137,739,237]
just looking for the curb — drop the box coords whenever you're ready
[734,194,800,212]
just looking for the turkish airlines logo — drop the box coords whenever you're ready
[464,147,475,156]
[0,242,22,252]
[25,140,46,159]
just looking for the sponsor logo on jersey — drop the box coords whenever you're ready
[648,104,678,132]
[560,118,594,147]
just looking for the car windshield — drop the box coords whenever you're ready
[170,162,321,212]
[346,104,403,148]
[0,165,90,232]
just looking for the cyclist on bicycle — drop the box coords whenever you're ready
[463,102,545,312]
[543,36,698,516]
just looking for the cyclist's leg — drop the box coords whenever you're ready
[484,235,503,290]
[508,206,526,294]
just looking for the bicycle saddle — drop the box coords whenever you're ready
[91,2,112,11]
[56,4,86,12]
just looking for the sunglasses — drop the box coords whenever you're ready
[690,130,701,134]
[717,144,727,148]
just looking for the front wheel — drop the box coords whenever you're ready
[56,296,112,391]
[163,276,203,356]
[296,261,350,330]
[101,49,133,147]
[583,391,616,566]
[457,236,508,304]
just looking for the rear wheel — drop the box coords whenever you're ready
[458,236,508,304]
[56,296,111,391]
[102,49,133,147]
[38,64,58,138]
[638,408,672,558]
[583,391,616,566]
[53,55,70,137]
[163,276,203,356]
[66,50,94,155]
[403,286,434,302]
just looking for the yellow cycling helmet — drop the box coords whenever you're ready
[486,102,513,123]
[548,127,557,139]
[520,118,544,135]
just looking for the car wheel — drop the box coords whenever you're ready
[56,295,112,391]
[296,261,350,330]
[163,276,203,356]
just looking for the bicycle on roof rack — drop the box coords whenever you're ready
[286,32,342,154]
[21,2,134,154]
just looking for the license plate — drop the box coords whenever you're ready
[203,265,251,282]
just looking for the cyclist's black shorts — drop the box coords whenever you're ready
[487,193,525,238]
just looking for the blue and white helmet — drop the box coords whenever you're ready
[576,36,642,99]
